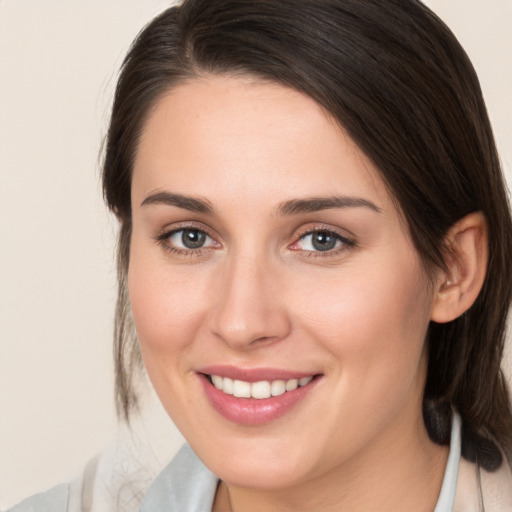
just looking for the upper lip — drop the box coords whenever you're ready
[197,365,319,383]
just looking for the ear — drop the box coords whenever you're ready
[431,212,488,323]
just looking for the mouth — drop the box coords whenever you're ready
[205,374,315,399]
[198,369,322,425]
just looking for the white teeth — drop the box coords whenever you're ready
[210,374,314,399]
[251,381,271,399]
[233,379,251,398]
[223,377,234,395]
[285,379,298,391]
[271,380,286,396]
[212,375,223,389]
[299,376,313,386]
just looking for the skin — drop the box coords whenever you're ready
[128,75,451,511]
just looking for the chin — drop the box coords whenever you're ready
[189,430,319,490]
[210,455,308,490]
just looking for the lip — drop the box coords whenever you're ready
[198,365,316,383]
[197,366,321,425]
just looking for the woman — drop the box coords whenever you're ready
[9,0,512,510]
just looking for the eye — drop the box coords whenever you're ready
[290,229,354,254]
[157,227,220,253]
[171,228,208,249]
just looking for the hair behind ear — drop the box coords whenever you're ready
[425,211,512,470]
[423,397,505,472]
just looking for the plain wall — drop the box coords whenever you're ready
[0,1,182,507]
[0,0,510,507]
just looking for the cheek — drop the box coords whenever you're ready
[294,253,432,394]
[127,240,209,363]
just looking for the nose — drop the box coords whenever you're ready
[208,252,291,349]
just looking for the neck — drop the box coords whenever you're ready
[213,412,449,512]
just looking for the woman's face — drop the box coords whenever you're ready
[129,76,437,489]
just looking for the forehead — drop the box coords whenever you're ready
[132,75,391,212]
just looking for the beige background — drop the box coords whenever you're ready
[0,0,511,508]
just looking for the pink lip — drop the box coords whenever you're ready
[198,365,316,383]
[197,367,321,425]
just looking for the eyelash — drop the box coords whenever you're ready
[154,225,356,258]
[155,225,219,257]
[289,228,356,258]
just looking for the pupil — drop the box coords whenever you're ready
[312,231,336,251]
[182,229,206,249]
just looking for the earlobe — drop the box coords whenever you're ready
[431,212,488,324]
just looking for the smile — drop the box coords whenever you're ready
[209,375,314,399]
[199,369,321,425]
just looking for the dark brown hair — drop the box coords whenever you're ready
[102,0,512,471]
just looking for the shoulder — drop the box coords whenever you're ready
[480,458,512,511]
[454,456,512,512]
[139,444,218,512]
[5,483,70,512]
[5,454,100,512]
[5,444,217,512]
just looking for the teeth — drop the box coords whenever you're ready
[251,381,271,399]
[223,377,234,395]
[209,375,314,399]
[299,376,313,386]
[271,380,286,397]
[233,380,251,398]
[285,378,298,391]
[212,375,223,389]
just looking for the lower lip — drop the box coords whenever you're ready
[199,374,319,425]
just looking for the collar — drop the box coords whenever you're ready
[434,411,461,511]
[139,443,218,512]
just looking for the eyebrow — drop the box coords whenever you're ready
[277,196,381,216]
[140,191,380,216]
[141,191,213,214]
